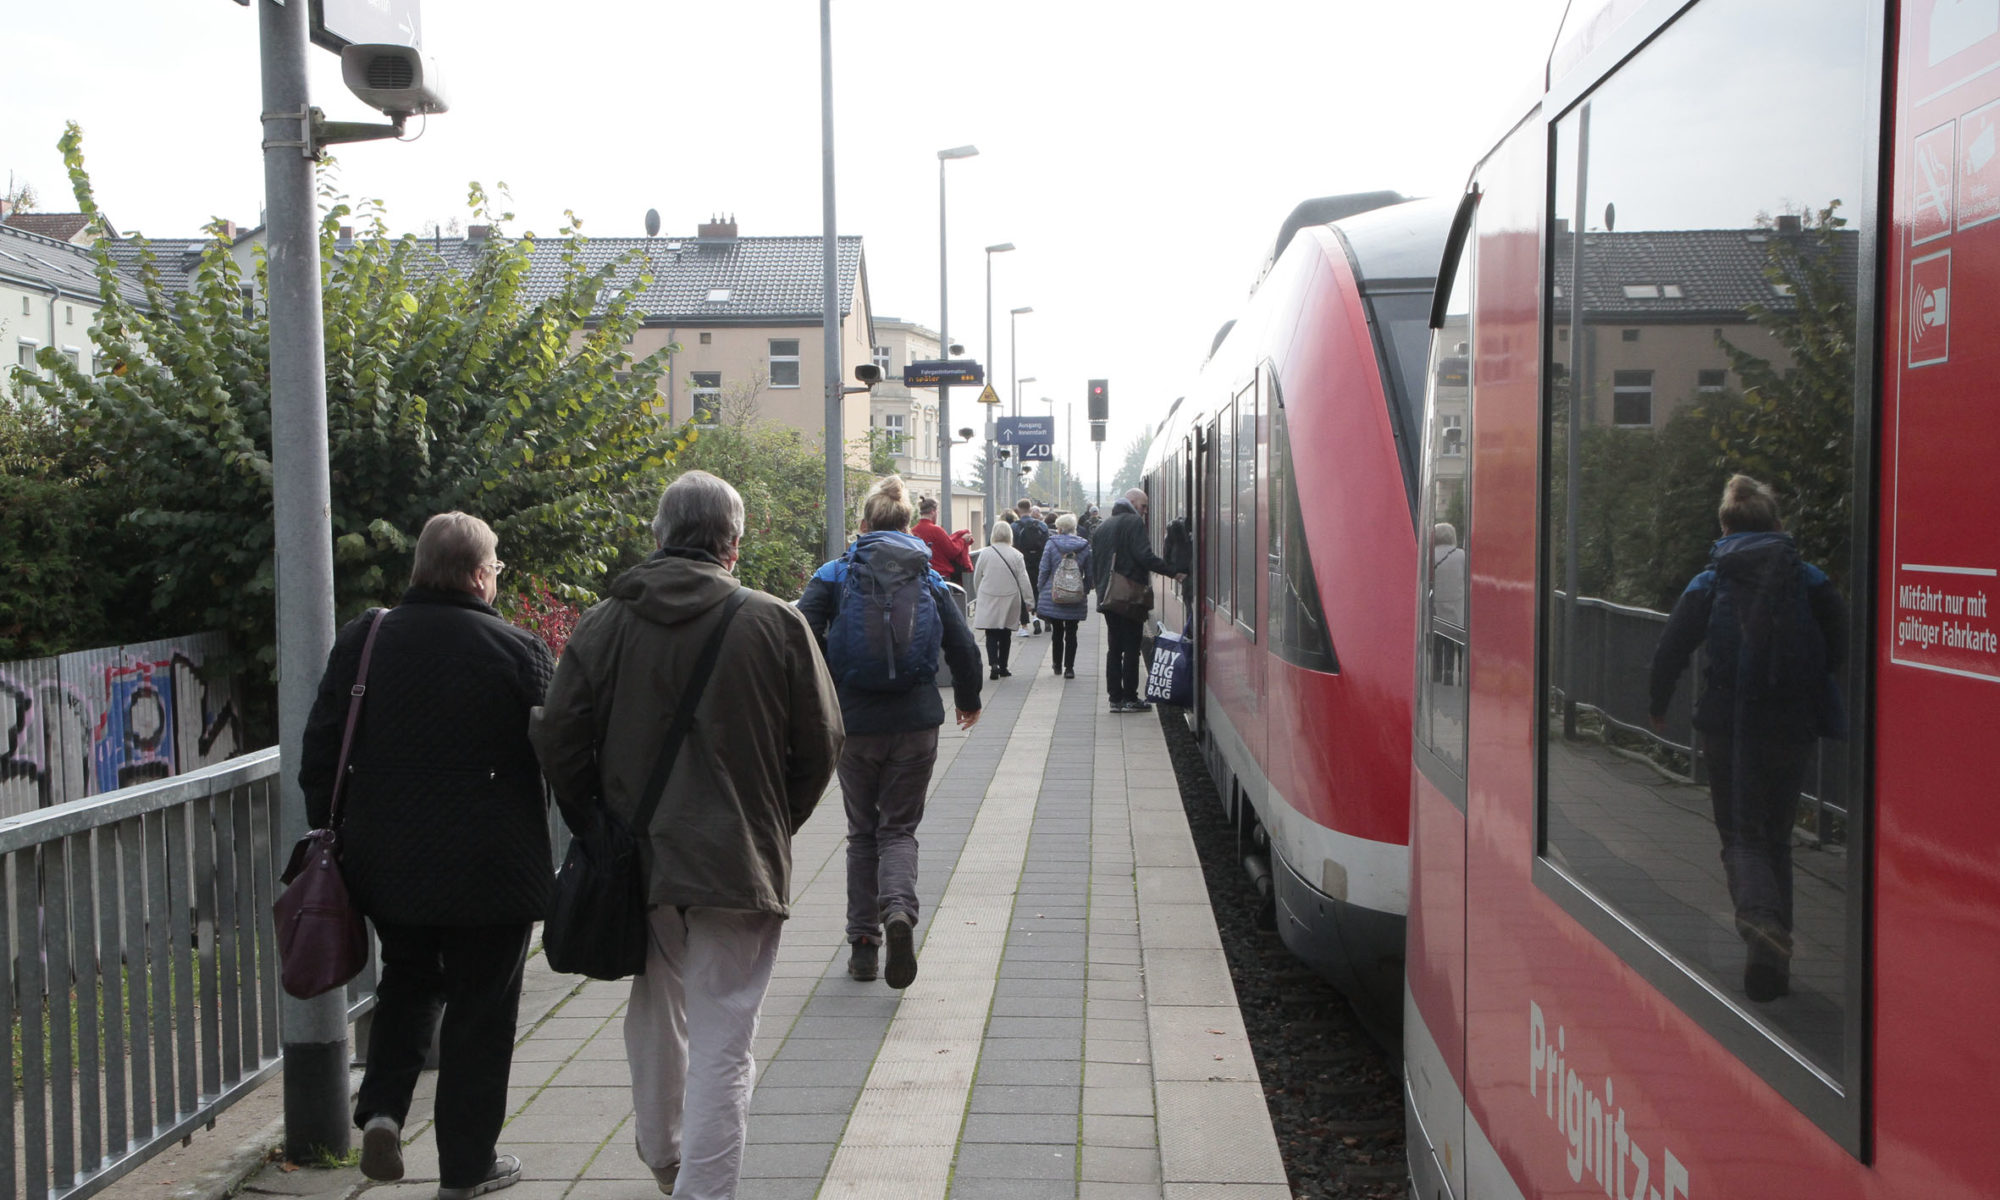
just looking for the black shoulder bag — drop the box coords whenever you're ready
[544,588,750,980]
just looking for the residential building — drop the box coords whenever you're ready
[867,316,943,503]
[0,221,140,384]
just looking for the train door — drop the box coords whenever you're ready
[1187,429,1205,733]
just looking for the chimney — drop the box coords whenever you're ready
[1774,213,1803,235]
[467,224,491,241]
[338,225,354,242]
[221,220,238,241]
[0,197,11,220]
[1553,217,1570,236]
[697,212,738,240]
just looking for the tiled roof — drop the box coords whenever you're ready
[392,233,866,323]
[0,222,142,305]
[1,212,94,242]
[1551,227,1861,320]
[99,238,212,298]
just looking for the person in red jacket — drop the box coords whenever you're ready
[913,496,972,580]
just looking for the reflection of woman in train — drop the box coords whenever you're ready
[1647,475,1847,1003]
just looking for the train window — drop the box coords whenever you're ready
[1234,379,1258,636]
[1267,376,1339,673]
[1417,221,1473,784]
[1217,403,1234,615]
[1204,418,1222,611]
[1538,0,1871,1129]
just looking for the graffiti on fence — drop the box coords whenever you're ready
[0,632,243,818]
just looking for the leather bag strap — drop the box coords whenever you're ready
[326,607,388,830]
[632,587,750,834]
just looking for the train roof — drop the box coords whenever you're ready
[1328,195,1456,290]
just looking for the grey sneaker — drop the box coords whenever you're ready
[648,1161,679,1195]
[884,912,918,990]
[437,1155,521,1200]
[359,1115,403,1182]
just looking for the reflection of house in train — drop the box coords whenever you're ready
[1550,216,1860,428]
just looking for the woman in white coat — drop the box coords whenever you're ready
[971,521,1035,679]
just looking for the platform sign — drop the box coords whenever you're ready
[903,359,984,387]
[309,0,422,53]
[997,416,1054,445]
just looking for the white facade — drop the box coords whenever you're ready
[868,316,944,505]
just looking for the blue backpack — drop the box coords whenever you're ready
[1707,534,1835,738]
[826,538,943,692]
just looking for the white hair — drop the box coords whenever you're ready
[1055,512,1077,534]
[990,521,1014,545]
[654,470,745,556]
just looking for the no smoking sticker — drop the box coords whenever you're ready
[1917,121,1957,242]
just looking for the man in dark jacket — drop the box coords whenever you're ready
[300,512,553,1200]
[1013,503,1052,634]
[798,475,982,989]
[1089,488,1179,713]
[530,471,842,1199]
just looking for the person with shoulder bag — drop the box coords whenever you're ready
[1088,488,1183,714]
[530,472,843,1199]
[971,520,1036,679]
[798,475,983,989]
[298,512,553,1200]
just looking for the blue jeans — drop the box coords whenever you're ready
[839,728,939,942]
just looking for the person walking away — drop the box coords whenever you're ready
[1089,488,1180,713]
[798,475,983,989]
[1036,512,1093,679]
[913,495,973,583]
[1648,474,1847,1004]
[299,512,553,1200]
[1078,503,1102,539]
[972,520,1035,679]
[530,471,843,1198]
[1013,504,1052,635]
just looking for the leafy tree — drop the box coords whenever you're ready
[16,124,691,695]
[1109,426,1152,498]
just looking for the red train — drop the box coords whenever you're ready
[1154,0,2000,1194]
[1143,191,1452,1027]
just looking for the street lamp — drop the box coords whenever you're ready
[983,243,1014,545]
[1031,395,1070,512]
[1008,306,1033,510]
[936,144,979,532]
[1010,374,1036,511]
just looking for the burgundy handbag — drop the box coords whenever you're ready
[274,608,386,1000]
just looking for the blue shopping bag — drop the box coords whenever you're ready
[1145,626,1193,707]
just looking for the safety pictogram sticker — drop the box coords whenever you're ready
[1917,121,1958,243]
[1959,99,2000,230]
[1910,249,1953,367]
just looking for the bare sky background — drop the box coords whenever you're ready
[3,0,1574,490]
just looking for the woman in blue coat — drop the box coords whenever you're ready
[1035,512,1093,679]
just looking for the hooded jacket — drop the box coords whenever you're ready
[530,552,843,916]
[300,586,555,927]
[798,530,984,735]
[1035,532,1094,621]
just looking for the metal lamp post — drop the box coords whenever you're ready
[1008,305,1032,510]
[983,242,1014,548]
[1010,375,1036,511]
[936,145,978,532]
[820,0,844,559]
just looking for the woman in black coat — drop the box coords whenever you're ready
[299,512,553,1200]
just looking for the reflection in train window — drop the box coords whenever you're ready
[1418,230,1472,780]
[1539,0,1870,1089]
[1267,376,1339,673]
[1217,402,1235,616]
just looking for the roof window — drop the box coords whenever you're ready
[1622,284,1661,299]
[706,288,731,302]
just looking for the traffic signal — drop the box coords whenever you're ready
[1087,379,1109,422]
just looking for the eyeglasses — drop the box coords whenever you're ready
[484,560,506,577]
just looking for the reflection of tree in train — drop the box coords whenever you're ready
[1548,201,1856,612]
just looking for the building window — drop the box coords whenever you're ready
[1440,413,1465,457]
[19,296,27,316]
[1697,368,1728,392]
[882,412,906,453]
[1621,327,1641,341]
[17,339,39,369]
[62,347,81,370]
[769,339,800,387]
[690,372,721,424]
[706,289,731,303]
[874,344,891,374]
[65,305,74,325]
[1612,369,1654,426]
[699,331,712,345]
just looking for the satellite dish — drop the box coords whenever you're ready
[644,208,661,238]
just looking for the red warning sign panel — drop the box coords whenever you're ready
[1917,122,1958,242]
[1909,250,1953,366]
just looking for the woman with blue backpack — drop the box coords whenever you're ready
[797,476,983,989]
[1036,512,1093,679]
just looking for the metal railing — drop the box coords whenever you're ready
[2,750,379,1200]
[1554,592,1849,842]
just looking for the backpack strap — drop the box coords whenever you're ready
[632,587,751,834]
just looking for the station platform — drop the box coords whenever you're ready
[126,620,1289,1200]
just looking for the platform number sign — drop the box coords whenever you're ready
[1021,441,1054,462]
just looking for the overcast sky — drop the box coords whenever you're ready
[3,0,1574,489]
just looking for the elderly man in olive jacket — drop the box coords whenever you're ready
[530,471,842,1200]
